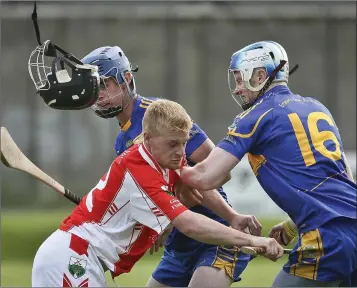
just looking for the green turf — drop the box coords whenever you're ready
[1,210,290,286]
[1,257,286,287]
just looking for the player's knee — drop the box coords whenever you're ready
[189,266,233,287]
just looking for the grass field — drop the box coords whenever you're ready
[1,210,289,287]
[1,257,285,287]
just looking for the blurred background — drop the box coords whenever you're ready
[1,1,356,287]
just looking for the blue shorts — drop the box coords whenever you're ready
[152,244,251,287]
[283,217,357,282]
[339,269,357,287]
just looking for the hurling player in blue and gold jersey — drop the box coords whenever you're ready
[80,46,266,287]
[181,41,357,287]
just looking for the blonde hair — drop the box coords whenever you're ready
[142,99,193,136]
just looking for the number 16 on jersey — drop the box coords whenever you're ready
[288,111,341,167]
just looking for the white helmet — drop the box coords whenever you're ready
[228,41,293,110]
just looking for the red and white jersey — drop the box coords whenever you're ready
[59,144,187,277]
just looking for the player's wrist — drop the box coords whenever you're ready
[227,211,240,225]
[248,234,265,248]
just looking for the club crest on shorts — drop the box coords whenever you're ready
[302,245,317,258]
[68,256,87,279]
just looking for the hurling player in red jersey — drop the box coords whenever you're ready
[32,99,284,287]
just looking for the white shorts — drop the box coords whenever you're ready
[32,229,107,287]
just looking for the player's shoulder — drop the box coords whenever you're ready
[132,95,159,121]
[122,144,171,185]
[114,144,139,164]
[229,96,274,136]
[114,144,152,176]
[136,95,159,110]
[228,85,296,136]
[118,144,151,167]
[275,88,331,116]
[189,121,206,139]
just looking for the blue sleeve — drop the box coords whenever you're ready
[217,108,273,160]
[185,122,208,158]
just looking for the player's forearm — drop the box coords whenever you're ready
[172,211,254,247]
[200,189,238,225]
[187,213,255,246]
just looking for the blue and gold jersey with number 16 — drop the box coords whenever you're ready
[217,85,356,233]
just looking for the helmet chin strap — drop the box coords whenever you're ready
[244,78,269,92]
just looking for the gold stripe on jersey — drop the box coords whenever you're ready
[248,153,267,176]
[310,170,345,191]
[139,104,150,109]
[121,119,132,132]
[290,229,324,280]
[228,108,273,138]
[141,98,154,105]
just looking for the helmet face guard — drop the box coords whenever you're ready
[228,69,267,111]
[28,2,100,110]
[28,40,100,110]
[228,41,298,111]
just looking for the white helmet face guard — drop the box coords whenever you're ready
[228,68,268,110]
[28,40,58,91]
[228,69,249,109]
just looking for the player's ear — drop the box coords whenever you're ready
[257,68,267,84]
[143,131,151,147]
[124,71,133,84]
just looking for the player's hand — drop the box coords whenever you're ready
[175,180,203,208]
[230,214,262,236]
[251,237,284,262]
[268,219,297,246]
[149,226,173,255]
